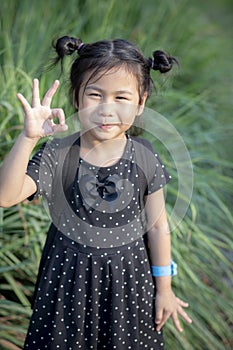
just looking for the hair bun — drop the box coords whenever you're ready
[150,50,179,73]
[53,36,82,59]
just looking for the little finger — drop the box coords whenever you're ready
[176,297,189,308]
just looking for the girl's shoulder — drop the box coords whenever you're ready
[129,135,171,189]
[39,132,81,163]
[48,131,80,151]
[129,135,156,157]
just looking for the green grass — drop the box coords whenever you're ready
[0,0,232,349]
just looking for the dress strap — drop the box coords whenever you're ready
[62,133,81,199]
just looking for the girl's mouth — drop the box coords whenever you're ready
[98,124,117,130]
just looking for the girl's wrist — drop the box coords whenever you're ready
[151,260,177,292]
[154,275,172,292]
[151,260,178,277]
[20,130,41,143]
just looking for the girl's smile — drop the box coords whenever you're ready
[98,123,119,130]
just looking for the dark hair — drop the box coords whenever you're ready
[52,36,178,135]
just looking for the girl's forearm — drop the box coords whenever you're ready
[147,224,171,265]
[0,131,39,207]
[147,225,172,291]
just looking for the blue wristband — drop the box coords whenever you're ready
[151,260,178,277]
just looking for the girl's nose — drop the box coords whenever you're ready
[98,102,114,117]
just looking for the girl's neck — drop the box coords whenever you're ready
[80,133,128,167]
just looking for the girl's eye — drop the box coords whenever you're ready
[116,96,128,101]
[89,93,101,97]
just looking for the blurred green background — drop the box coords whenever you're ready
[0,0,232,349]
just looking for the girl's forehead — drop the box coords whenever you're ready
[82,66,139,90]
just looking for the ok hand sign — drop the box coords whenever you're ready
[17,79,68,139]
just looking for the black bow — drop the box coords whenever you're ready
[79,174,121,206]
[96,177,119,201]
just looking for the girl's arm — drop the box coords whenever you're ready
[0,79,67,208]
[0,132,40,207]
[145,189,192,332]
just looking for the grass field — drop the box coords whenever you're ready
[0,0,232,349]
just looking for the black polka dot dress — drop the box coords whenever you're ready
[24,133,171,350]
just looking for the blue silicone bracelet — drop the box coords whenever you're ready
[151,260,178,277]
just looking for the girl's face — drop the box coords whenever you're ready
[77,66,147,143]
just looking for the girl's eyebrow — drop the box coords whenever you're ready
[85,85,133,95]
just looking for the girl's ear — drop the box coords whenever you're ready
[137,92,148,116]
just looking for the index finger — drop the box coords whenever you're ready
[42,80,60,107]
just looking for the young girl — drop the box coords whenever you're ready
[0,36,192,349]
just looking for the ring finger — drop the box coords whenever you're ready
[32,79,41,108]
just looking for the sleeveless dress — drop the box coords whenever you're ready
[23,133,171,350]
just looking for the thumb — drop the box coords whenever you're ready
[52,123,69,135]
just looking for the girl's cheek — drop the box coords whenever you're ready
[117,103,138,117]
[83,98,100,110]
[79,104,99,121]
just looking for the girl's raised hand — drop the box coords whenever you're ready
[17,79,68,139]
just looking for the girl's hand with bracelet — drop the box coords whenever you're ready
[146,191,192,332]
[17,79,68,140]
[152,262,192,332]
